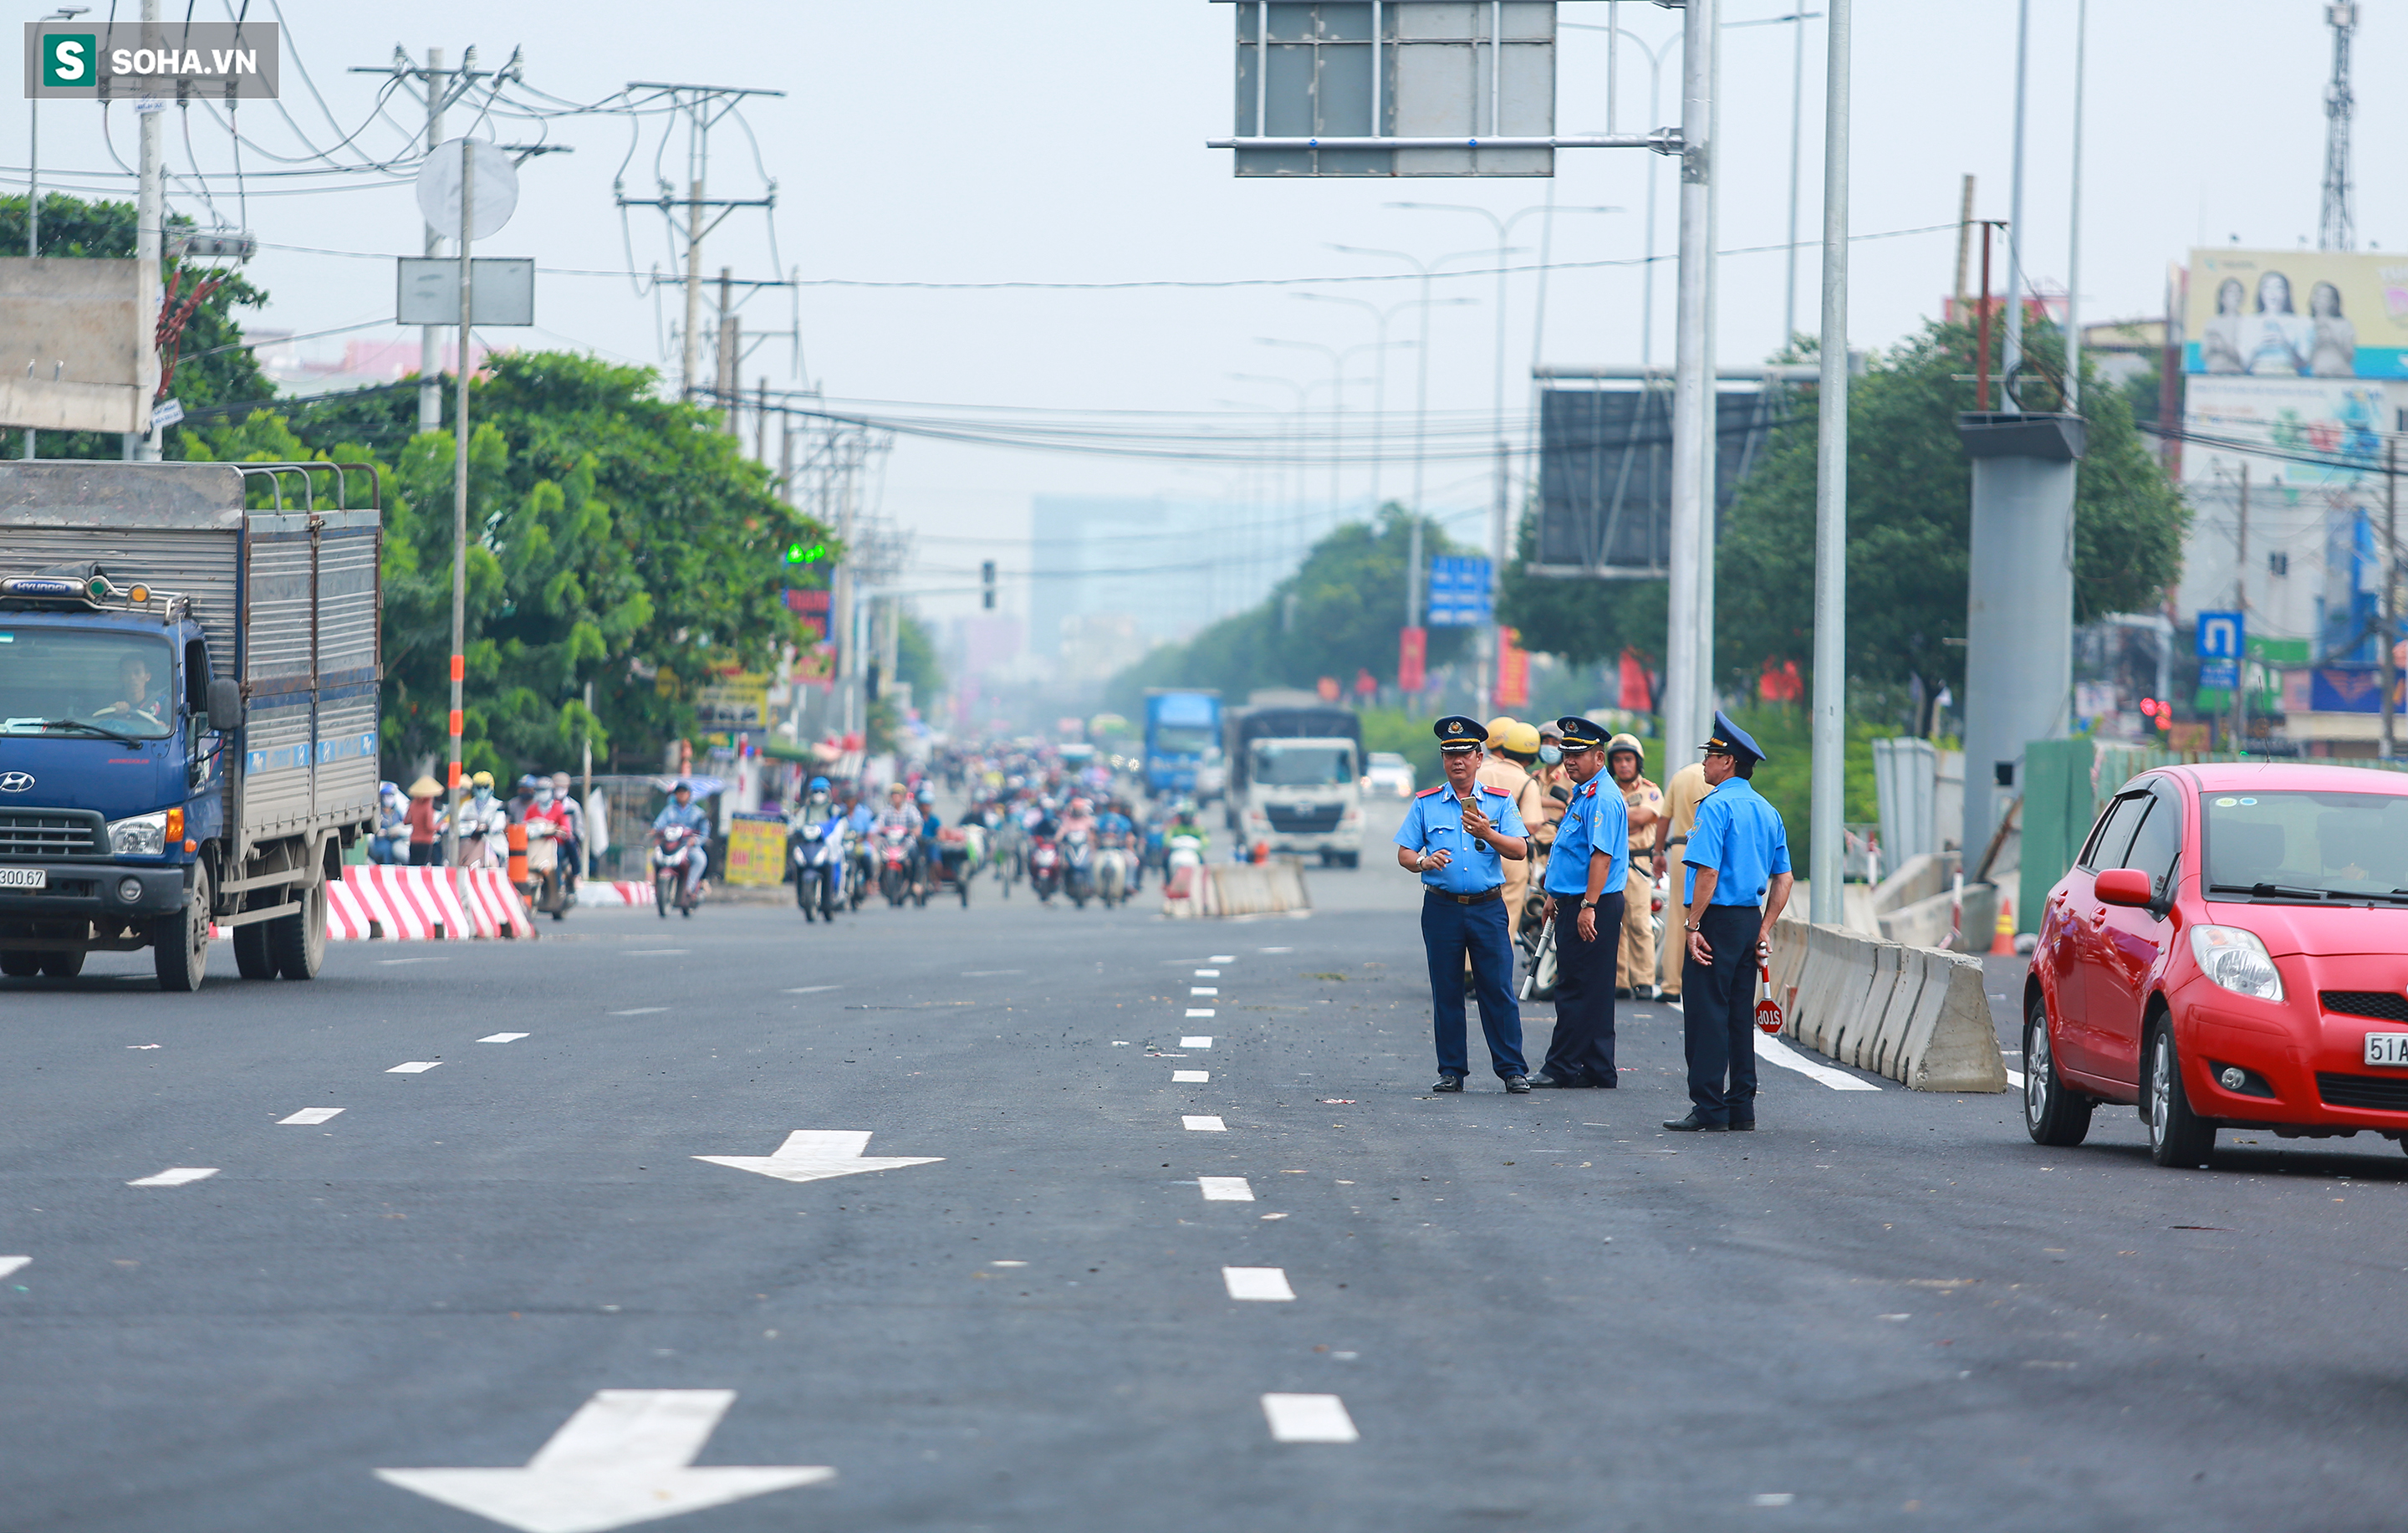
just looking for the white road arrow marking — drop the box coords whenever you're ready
[693,1130,942,1185]
[127,1167,217,1187]
[0,1255,28,1280]
[376,1389,830,1533]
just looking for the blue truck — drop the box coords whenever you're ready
[1143,689,1222,800]
[0,462,382,990]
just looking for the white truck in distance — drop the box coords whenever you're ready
[1222,696,1363,867]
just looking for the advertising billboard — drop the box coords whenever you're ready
[2185,248,2408,379]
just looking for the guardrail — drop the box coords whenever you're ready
[1765,914,2008,1092]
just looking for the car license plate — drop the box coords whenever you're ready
[2365,1032,2408,1068]
[0,867,44,891]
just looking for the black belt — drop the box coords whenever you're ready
[1425,887,1502,906]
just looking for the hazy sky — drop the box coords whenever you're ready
[11,1,2395,630]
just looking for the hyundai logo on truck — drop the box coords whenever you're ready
[0,773,32,793]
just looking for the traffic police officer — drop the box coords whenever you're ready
[1395,715,1531,1094]
[1530,716,1630,1089]
[1666,711,1796,1132]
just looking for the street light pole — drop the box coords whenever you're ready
[443,135,477,871]
[1808,0,1852,927]
[1665,0,1720,761]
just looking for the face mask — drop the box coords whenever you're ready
[1538,745,1563,766]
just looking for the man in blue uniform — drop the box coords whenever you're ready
[1395,715,1531,1094]
[1530,716,1630,1089]
[1666,712,1795,1132]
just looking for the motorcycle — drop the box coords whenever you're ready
[1063,826,1095,909]
[650,825,707,919]
[790,816,846,922]
[1163,830,1207,900]
[523,816,570,922]
[1093,841,1130,907]
[1028,835,1062,905]
[1517,892,1559,1002]
[845,828,873,910]
[926,825,979,908]
[875,824,917,907]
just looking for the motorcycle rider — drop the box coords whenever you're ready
[650,779,712,902]
[548,772,585,891]
[369,782,409,865]
[522,777,574,909]
[1058,796,1099,898]
[457,772,509,868]
[916,785,952,892]
[1098,798,1139,892]
[875,781,926,892]
[790,775,844,906]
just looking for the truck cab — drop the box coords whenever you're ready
[1234,735,1364,867]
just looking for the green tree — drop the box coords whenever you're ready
[1498,508,1668,678]
[1105,506,1471,713]
[1713,318,2188,722]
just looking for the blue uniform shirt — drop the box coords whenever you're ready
[1682,776,1792,905]
[1543,774,1631,896]
[1395,782,1527,896]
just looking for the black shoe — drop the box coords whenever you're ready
[1502,1074,1532,1094]
[1524,1072,1582,1089]
[1615,985,1634,999]
[1728,1119,1757,1131]
[1662,1112,1728,1132]
[1431,1074,1465,1093]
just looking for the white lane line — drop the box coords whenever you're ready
[387,1061,442,1074]
[1223,1266,1295,1301]
[962,969,1022,976]
[1752,1033,1882,1091]
[278,1107,344,1125]
[1186,1009,1217,1019]
[2004,1067,2027,1090]
[1200,1176,1255,1202]
[1183,1116,1227,1132]
[625,949,688,957]
[1181,1035,1214,1049]
[610,1008,669,1017]
[1263,1393,1358,1444]
[0,1256,29,1280]
[1173,1070,1211,1083]
[1259,946,1293,953]
[1191,986,1219,996]
[783,985,840,994]
[128,1167,218,1187]
[479,1032,530,1044]
[377,957,450,966]
[1195,968,1222,977]
[1209,953,1236,963]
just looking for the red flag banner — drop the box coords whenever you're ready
[1496,626,1529,710]
[1618,646,1651,713]
[1398,626,1427,693]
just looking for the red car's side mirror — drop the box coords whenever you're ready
[2094,867,2155,907]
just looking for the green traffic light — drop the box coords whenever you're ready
[783,542,829,565]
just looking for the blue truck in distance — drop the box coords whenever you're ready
[1143,689,1222,799]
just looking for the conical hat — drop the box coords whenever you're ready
[408,774,442,798]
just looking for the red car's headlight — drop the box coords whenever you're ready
[2190,923,2285,1003]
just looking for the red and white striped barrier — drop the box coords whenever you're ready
[576,880,659,910]
[328,866,533,941]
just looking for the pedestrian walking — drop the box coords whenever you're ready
[1665,712,1795,1133]
[1395,715,1531,1094]
[1654,755,1712,1001]
[1477,717,1548,939]
[1528,716,1630,1089]
[1604,733,1665,1000]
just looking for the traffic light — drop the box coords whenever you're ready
[981,560,997,611]
[783,539,829,566]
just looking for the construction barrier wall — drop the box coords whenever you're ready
[1764,912,2009,1093]
[1161,859,1312,919]
[325,866,534,941]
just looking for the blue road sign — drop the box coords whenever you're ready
[2196,611,2244,662]
[1426,556,1492,627]
[2198,660,2240,690]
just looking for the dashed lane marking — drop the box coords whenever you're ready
[0,1256,29,1280]
[1183,1116,1227,1132]
[1223,1266,1294,1301]
[783,985,841,994]
[1199,1177,1255,1202]
[128,1168,218,1187]
[1195,968,1222,977]
[387,1061,442,1074]
[1186,1009,1216,1019]
[479,1033,530,1044]
[624,949,688,957]
[377,958,449,966]
[1181,1035,1214,1049]
[1262,1393,1357,1444]
[1752,1033,1881,1091]
[278,1107,344,1125]
[2004,1068,2027,1090]
[1258,947,1292,953]
[962,969,1021,976]
[1209,954,1236,963]
[1173,1071,1210,1083]
[610,1008,669,1017]
[1191,987,1219,996]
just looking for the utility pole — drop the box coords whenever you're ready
[1952,174,1975,315]
[2233,462,2248,755]
[419,48,447,433]
[129,0,163,463]
[1664,0,1719,759]
[716,267,739,431]
[2064,0,2087,416]
[445,134,477,869]
[1807,0,1851,926]
[2320,0,2356,252]
[2000,0,2031,386]
[2385,439,2397,759]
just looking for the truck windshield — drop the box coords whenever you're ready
[1252,744,1354,786]
[0,629,176,740]
[1155,726,1216,755]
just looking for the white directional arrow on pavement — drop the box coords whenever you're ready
[693,1129,942,1184]
[375,1389,831,1533]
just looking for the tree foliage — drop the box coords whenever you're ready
[1712,319,2189,712]
[1498,510,1668,672]
[1104,506,1472,714]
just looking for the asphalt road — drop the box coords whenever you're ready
[6,815,2408,1532]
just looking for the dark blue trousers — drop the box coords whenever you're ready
[1681,903,1763,1123]
[1421,892,1525,1079]
[1543,893,1624,1085]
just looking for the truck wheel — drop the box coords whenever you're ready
[37,950,84,979]
[152,861,214,993]
[269,877,328,981]
[0,952,39,979]
[232,909,275,979]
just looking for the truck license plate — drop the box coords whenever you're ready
[0,868,44,890]
[2365,1032,2408,1068]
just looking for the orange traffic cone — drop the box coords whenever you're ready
[1989,892,2017,956]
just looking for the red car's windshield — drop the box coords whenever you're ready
[2203,788,2408,899]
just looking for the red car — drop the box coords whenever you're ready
[2024,762,2408,1167]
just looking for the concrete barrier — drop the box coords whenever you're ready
[1763,917,2008,1092]
[1163,859,1312,919]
